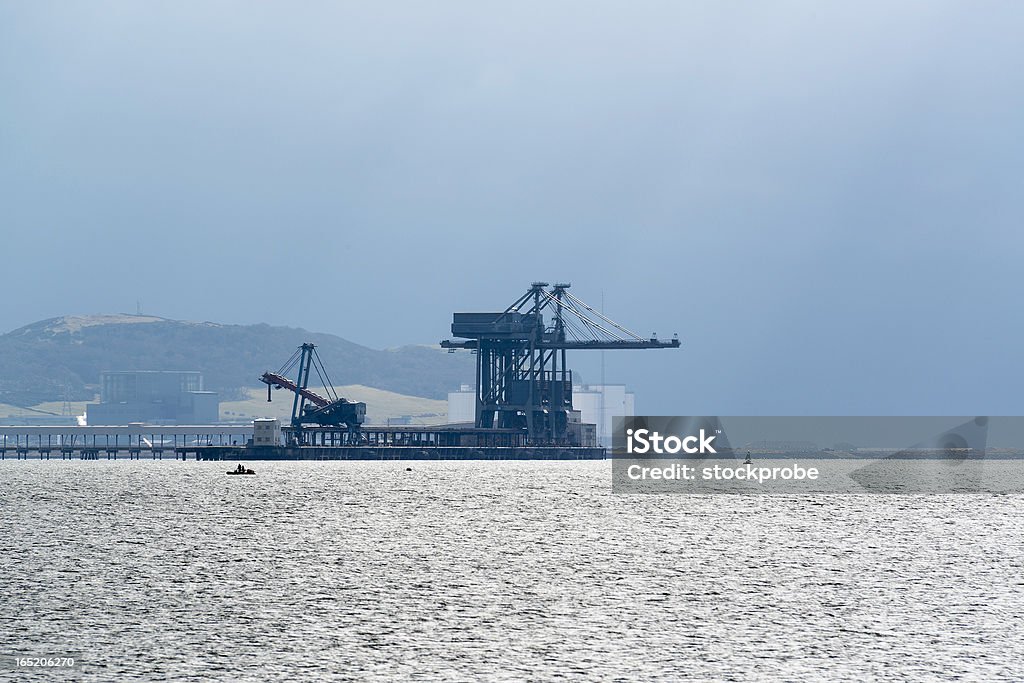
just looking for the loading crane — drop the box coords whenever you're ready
[260,343,366,432]
[441,282,679,445]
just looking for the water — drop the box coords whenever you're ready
[2,461,1022,681]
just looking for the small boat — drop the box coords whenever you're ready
[743,451,753,465]
[227,464,256,475]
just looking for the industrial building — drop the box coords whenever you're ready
[86,370,219,425]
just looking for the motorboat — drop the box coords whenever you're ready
[227,465,256,475]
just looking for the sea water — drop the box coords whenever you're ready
[2,460,1022,681]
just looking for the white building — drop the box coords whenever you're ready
[252,418,281,446]
[447,384,475,424]
[573,384,635,447]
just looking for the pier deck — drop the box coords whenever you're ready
[181,445,607,460]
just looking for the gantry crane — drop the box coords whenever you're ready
[441,282,679,445]
[260,343,366,432]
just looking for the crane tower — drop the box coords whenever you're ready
[441,282,679,445]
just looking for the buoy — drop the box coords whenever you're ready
[406,467,412,471]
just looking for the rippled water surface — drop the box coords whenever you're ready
[2,460,1022,681]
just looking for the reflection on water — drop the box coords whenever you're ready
[2,461,1022,681]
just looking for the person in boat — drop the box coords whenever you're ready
[236,463,245,473]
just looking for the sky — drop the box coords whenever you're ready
[2,2,1023,415]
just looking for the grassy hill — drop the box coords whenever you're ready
[0,402,89,420]
[0,314,473,407]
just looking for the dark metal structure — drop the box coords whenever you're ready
[441,282,679,445]
[260,343,366,432]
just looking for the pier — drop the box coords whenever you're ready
[0,425,252,460]
[0,424,608,461]
[182,445,606,461]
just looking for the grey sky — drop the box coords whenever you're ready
[2,2,1022,414]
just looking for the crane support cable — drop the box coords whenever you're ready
[542,290,631,342]
[310,347,339,402]
[276,346,303,376]
[562,290,645,341]
[559,315,590,342]
[561,300,610,341]
[540,290,612,341]
[562,289,644,341]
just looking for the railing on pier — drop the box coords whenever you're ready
[0,425,253,460]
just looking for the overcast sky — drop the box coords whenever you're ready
[2,2,1022,414]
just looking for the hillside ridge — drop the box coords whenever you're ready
[0,314,473,406]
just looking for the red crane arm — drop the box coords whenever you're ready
[259,372,330,407]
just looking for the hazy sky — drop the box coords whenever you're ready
[2,2,1022,414]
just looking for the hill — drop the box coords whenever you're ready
[0,314,473,407]
[220,385,447,425]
